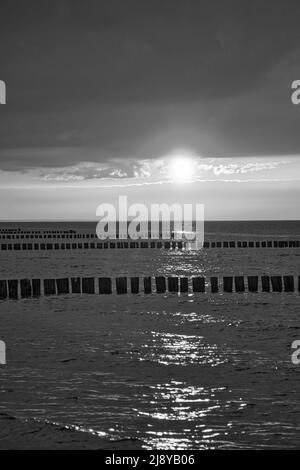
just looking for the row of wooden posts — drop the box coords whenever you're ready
[0,230,76,235]
[203,240,300,248]
[1,241,179,250]
[0,232,299,248]
[0,275,298,299]
[0,233,93,240]
[1,239,300,251]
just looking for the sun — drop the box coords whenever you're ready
[168,156,195,183]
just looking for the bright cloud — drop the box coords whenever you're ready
[33,156,293,184]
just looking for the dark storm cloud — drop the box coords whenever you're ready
[1,0,300,171]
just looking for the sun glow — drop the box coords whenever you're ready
[168,155,195,183]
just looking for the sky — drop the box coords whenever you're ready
[0,0,300,220]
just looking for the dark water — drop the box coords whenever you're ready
[0,221,299,449]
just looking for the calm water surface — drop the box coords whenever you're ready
[0,221,299,449]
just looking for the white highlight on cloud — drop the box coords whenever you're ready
[35,156,291,183]
[0,153,298,190]
[199,160,288,176]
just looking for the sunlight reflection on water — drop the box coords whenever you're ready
[134,380,247,449]
[136,331,232,366]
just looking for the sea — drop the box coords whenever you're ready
[0,220,300,449]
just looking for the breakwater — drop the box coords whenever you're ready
[0,274,298,299]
